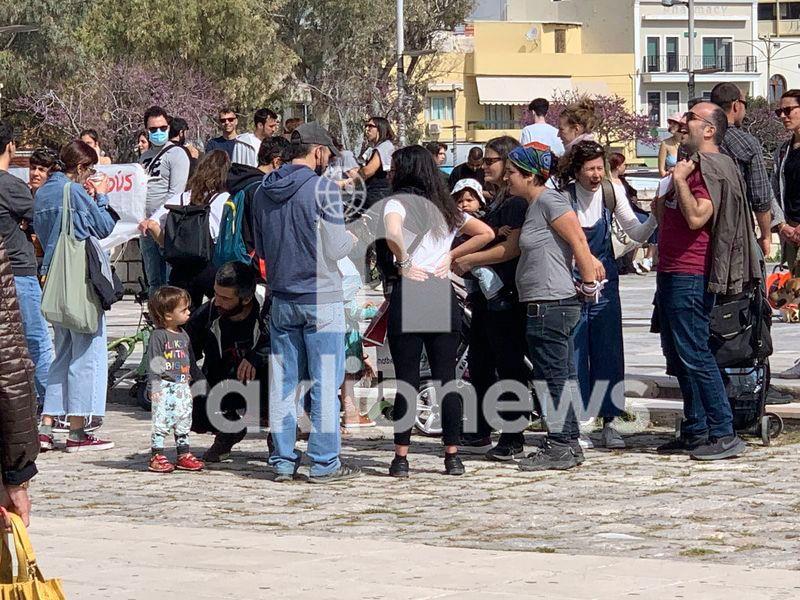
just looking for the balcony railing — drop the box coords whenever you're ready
[643,54,758,74]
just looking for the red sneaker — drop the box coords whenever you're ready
[39,434,55,452]
[175,453,204,471]
[65,434,115,453]
[148,454,175,474]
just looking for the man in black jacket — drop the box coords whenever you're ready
[185,262,270,462]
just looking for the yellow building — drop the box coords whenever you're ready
[423,20,636,159]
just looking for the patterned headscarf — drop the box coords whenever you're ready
[508,142,553,180]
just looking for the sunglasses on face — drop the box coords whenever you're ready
[483,157,503,166]
[737,98,748,109]
[685,111,715,128]
[775,105,800,118]
[219,117,237,123]
[148,125,169,133]
[364,123,377,130]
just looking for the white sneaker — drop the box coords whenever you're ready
[775,359,800,380]
[641,258,653,272]
[632,262,645,275]
[578,434,594,449]
[599,424,626,449]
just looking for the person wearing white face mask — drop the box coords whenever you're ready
[138,105,191,298]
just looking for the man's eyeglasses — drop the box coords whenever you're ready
[148,125,169,133]
[737,98,748,109]
[774,105,800,118]
[685,111,716,128]
[219,117,237,123]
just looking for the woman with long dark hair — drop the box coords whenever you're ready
[140,149,231,307]
[452,136,532,460]
[557,141,657,449]
[34,140,118,452]
[383,145,494,477]
[359,116,395,210]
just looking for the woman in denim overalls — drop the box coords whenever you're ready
[560,141,658,448]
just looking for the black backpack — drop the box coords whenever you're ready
[163,194,215,265]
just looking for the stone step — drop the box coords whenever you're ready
[625,372,800,402]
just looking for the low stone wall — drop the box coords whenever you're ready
[110,239,145,294]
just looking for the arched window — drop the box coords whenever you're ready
[769,74,788,103]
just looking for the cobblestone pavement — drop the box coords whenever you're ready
[32,270,799,593]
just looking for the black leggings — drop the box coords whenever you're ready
[388,330,461,447]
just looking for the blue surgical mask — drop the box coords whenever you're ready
[149,129,168,146]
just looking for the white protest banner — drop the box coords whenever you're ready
[11,163,148,251]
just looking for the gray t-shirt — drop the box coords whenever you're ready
[515,188,576,302]
[139,142,191,217]
[146,328,195,393]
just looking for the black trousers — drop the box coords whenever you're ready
[387,278,462,447]
[466,295,531,445]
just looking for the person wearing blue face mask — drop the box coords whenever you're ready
[138,105,191,298]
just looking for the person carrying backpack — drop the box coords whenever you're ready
[139,150,231,308]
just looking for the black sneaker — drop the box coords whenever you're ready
[444,453,465,476]
[690,435,747,461]
[308,463,362,484]
[202,429,248,463]
[389,455,410,478]
[567,440,585,465]
[485,443,525,462]
[518,440,577,471]
[656,436,707,455]
[765,386,793,405]
[458,436,493,455]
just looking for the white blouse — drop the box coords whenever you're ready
[573,181,657,243]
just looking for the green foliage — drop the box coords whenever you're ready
[76,0,296,110]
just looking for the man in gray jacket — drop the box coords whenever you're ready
[138,106,190,297]
[252,122,360,484]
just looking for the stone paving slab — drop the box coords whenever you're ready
[29,518,800,599]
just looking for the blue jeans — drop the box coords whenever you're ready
[43,314,108,417]
[657,273,734,440]
[268,299,345,477]
[14,276,54,405]
[574,279,625,421]
[525,301,582,443]
[140,235,170,297]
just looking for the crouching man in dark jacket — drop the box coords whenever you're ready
[185,261,270,462]
[0,235,38,525]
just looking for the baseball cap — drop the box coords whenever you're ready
[451,178,484,200]
[290,122,340,157]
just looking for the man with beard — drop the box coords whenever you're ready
[185,261,270,462]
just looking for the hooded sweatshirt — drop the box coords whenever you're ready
[227,164,264,254]
[252,163,354,304]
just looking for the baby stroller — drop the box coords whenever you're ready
[705,282,784,446]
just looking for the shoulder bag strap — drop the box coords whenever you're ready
[61,182,73,239]
[145,144,176,176]
[601,179,616,214]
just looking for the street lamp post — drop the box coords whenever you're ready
[662,0,696,99]
[396,0,407,146]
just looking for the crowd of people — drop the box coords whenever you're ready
[1,82,799,511]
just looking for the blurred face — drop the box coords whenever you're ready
[213,284,250,317]
[137,134,150,153]
[165,301,191,328]
[482,148,504,184]
[684,107,716,153]
[613,160,626,177]
[219,112,238,135]
[365,121,379,143]
[503,162,529,197]
[74,161,97,185]
[455,189,481,214]
[80,135,99,151]
[558,116,583,145]
[467,156,483,171]
[257,117,279,138]
[576,156,605,192]
[731,95,747,127]
[667,121,681,136]
[29,164,50,191]
[435,147,447,165]
[777,97,800,132]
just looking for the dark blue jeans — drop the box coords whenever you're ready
[657,273,734,440]
[525,301,582,443]
[574,278,625,421]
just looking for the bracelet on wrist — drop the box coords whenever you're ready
[396,256,412,269]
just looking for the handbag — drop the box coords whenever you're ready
[163,193,214,265]
[0,511,66,599]
[709,288,773,368]
[40,183,101,334]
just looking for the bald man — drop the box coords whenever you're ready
[653,101,756,462]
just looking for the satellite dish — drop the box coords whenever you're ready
[526,26,539,42]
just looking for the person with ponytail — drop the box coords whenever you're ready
[558,98,599,153]
[557,140,657,450]
[34,140,118,453]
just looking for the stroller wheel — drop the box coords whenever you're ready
[761,412,784,446]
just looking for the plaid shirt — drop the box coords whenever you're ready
[720,127,772,213]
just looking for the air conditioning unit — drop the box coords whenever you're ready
[427,123,442,135]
